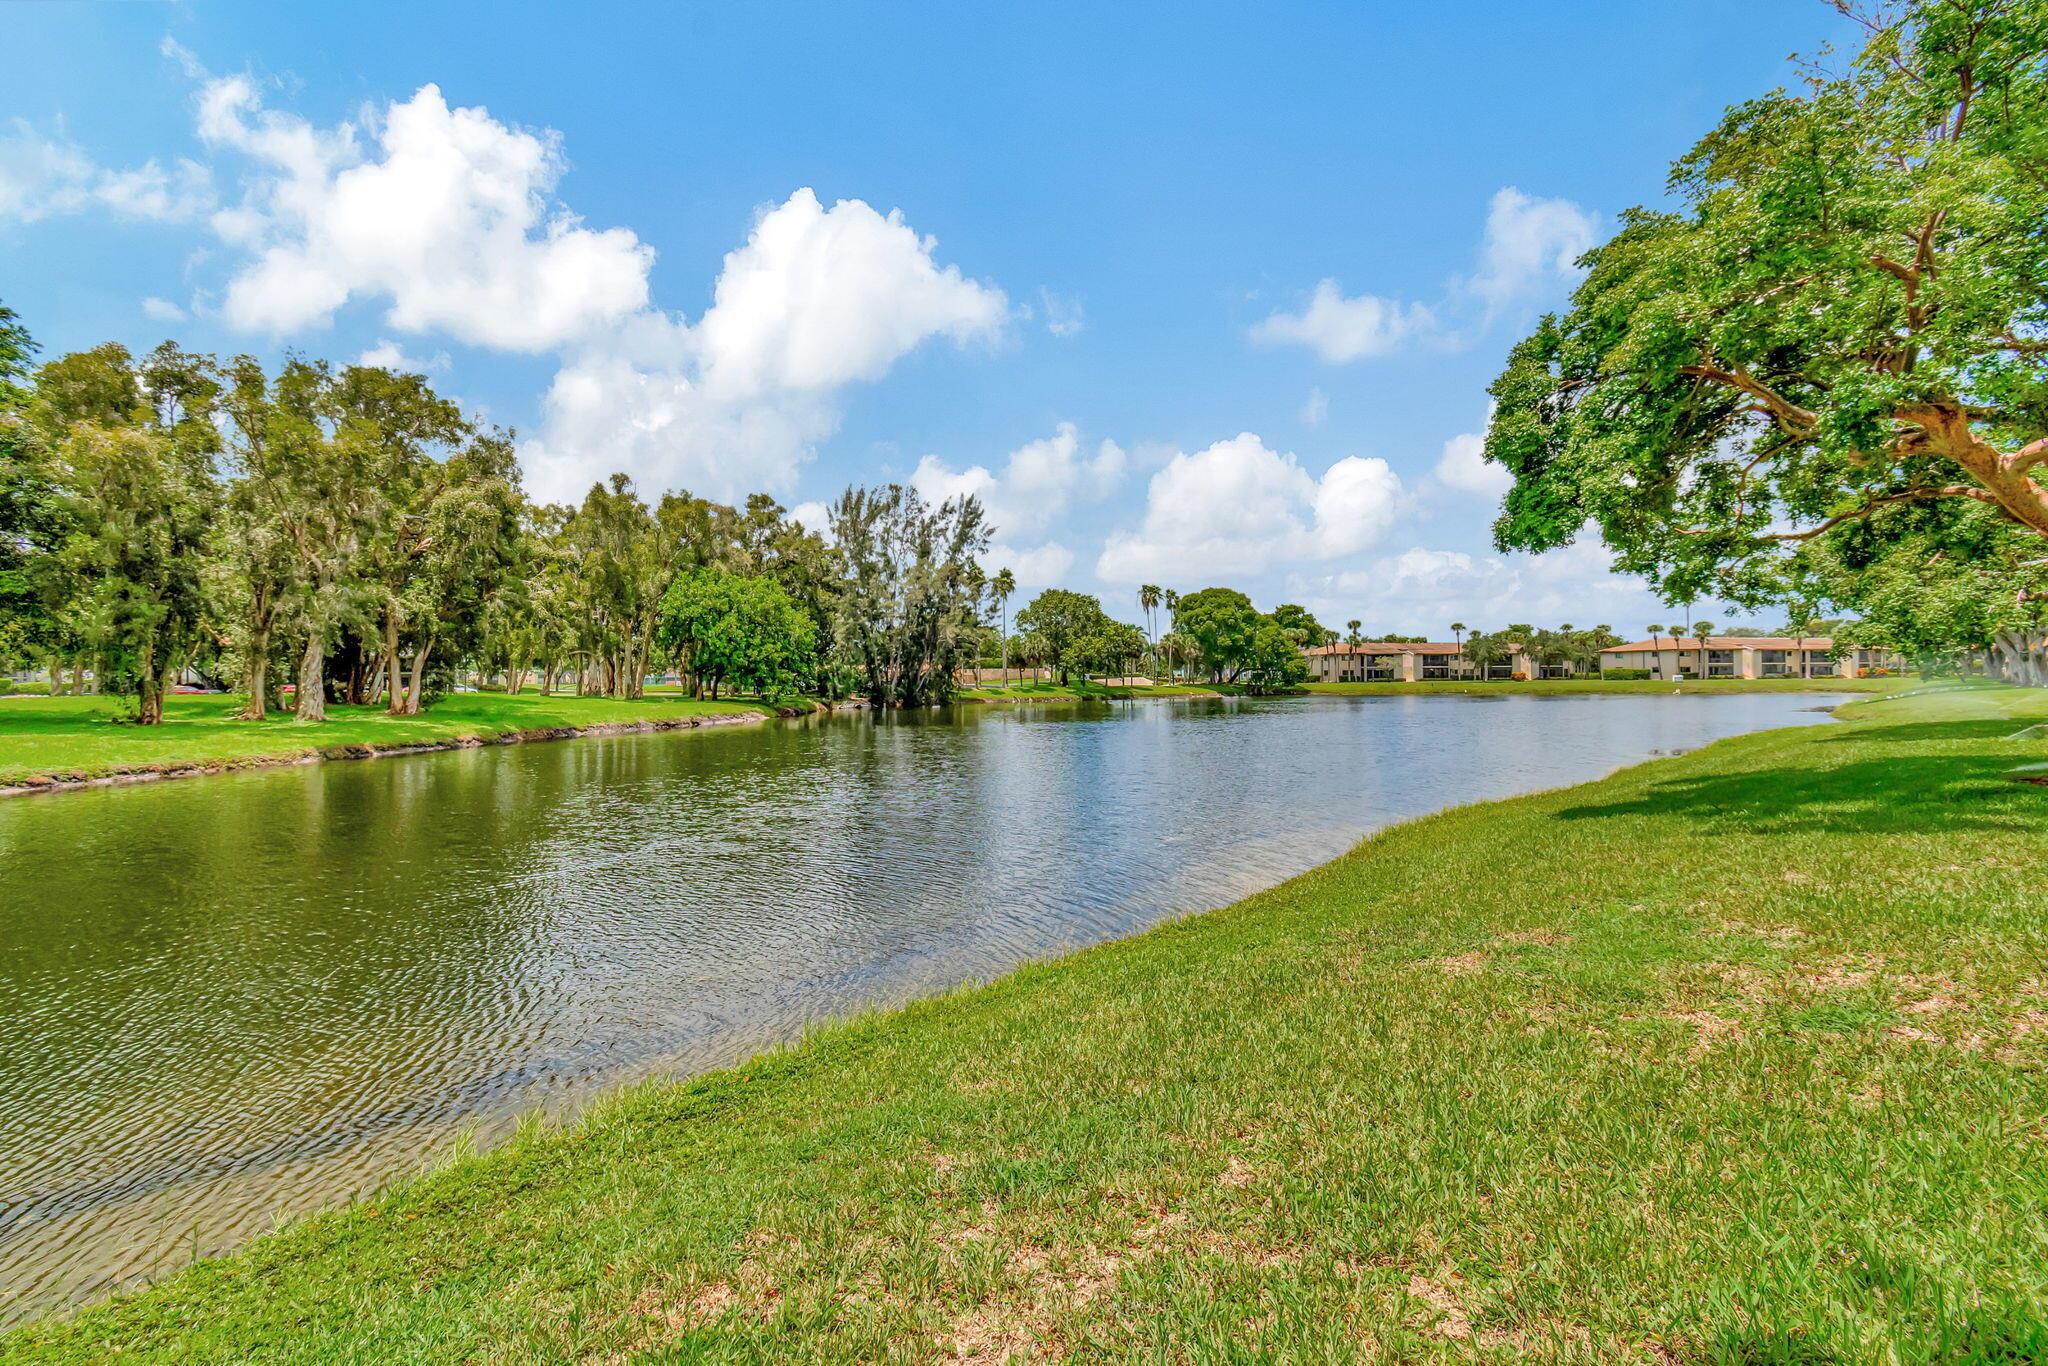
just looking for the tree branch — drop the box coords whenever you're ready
[2009,437,2048,477]
[1678,362,1821,436]
[1766,485,1997,541]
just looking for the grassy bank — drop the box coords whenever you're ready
[7,684,2047,1361]
[1305,675,1905,698]
[0,691,775,789]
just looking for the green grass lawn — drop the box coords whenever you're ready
[5,684,2046,1362]
[1304,675,1908,698]
[0,691,773,787]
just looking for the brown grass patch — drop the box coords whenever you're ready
[1664,1010,1745,1056]
[1405,1272,1473,1340]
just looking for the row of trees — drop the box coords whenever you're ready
[0,304,1366,719]
[978,586,1317,693]
[0,308,1004,721]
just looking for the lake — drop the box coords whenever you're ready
[0,691,1840,1319]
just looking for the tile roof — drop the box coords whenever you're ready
[1600,636,1834,653]
[1304,642,1471,656]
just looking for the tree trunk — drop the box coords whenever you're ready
[403,636,434,715]
[541,662,556,696]
[238,622,272,720]
[384,613,406,715]
[295,632,327,722]
[136,645,164,726]
[73,661,89,695]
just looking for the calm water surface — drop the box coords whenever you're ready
[0,692,1839,1318]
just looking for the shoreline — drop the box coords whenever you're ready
[0,678,1904,799]
[0,706,784,800]
[11,684,2030,1355]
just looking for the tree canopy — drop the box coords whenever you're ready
[1487,0,2048,612]
[657,567,816,700]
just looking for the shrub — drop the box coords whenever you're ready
[1601,668,1652,680]
[0,679,53,696]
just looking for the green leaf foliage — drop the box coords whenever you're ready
[1486,0,2048,613]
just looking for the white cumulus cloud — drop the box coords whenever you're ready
[986,541,1075,589]
[1432,428,1511,499]
[1289,536,1653,634]
[522,188,1008,504]
[788,500,833,538]
[912,421,1123,541]
[1096,433,1403,583]
[692,188,1007,399]
[1462,186,1599,316]
[43,54,1014,511]
[0,119,213,224]
[1250,280,1435,363]
[356,338,450,373]
[194,76,654,350]
[142,296,189,323]
[1254,187,1597,364]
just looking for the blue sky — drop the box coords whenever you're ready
[0,1,1856,636]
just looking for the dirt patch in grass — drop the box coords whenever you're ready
[1663,1009,1746,1056]
[1404,1272,1473,1340]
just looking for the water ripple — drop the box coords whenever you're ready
[0,693,1838,1319]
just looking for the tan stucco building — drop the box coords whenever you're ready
[1598,636,1889,679]
[1306,635,1898,683]
[1303,641,1551,683]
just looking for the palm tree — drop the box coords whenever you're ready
[1139,583,1162,675]
[1161,589,1181,680]
[1645,624,1665,678]
[1692,620,1716,679]
[1450,621,1467,677]
[992,567,1016,687]
[1794,614,1824,677]
[1464,630,1510,681]
[1346,618,1363,646]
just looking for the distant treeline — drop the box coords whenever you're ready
[0,308,1352,722]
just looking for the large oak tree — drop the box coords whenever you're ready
[1487,0,2048,609]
